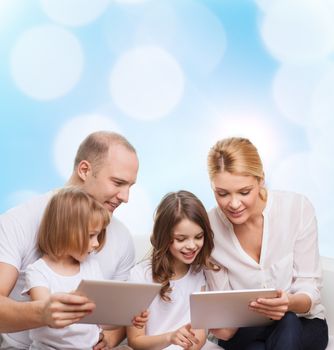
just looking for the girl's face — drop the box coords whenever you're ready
[211,171,263,225]
[169,218,204,267]
[71,223,102,262]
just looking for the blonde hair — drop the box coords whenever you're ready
[37,187,110,260]
[207,137,266,200]
[74,131,136,173]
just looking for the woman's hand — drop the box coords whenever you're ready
[248,289,289,320]
[132,309,149,329]
[168,323,200,349]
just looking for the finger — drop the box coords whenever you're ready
[51,292,91,305]
[50,317,83,328]
[50,311,92,324]
[50,301,96,313]
[249,303,287,314]
[249,307,286,319]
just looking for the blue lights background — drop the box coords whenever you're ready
[1,0,333,257]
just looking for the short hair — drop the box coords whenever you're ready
[74,131,136,172]
[37,187,110,260]
[207,137,266,199]
[150,190,217,301]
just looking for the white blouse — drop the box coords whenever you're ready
[208,190,325,319]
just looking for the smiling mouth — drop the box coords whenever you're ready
[182,251,198,259]
[105,201,120,212]
[228,209,245,217]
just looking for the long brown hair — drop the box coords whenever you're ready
[38,187,110,260]
[151,190,216,301]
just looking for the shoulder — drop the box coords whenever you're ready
[129,260,152,282]
[268,190,314,213]
[81,256,104,279]
[107,216,133,242]
[0,191,53,229]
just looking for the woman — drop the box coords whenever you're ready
[206,137,328,350]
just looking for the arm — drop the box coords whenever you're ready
[127,323,205,350]
[94,310,149,349]
[210,328,237,341]
[0,262,96,332]
[0,262,46,332]
[93,327,126,350]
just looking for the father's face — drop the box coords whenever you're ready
[82,144,139,213]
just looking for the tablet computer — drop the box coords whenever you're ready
[190,288,278,329]
[76,279,161,325]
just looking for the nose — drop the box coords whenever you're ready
[186,239,196,250]
[91,236,99,249]
[117,186,130,203]
[229,196,241,209]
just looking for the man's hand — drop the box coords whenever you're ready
[41,292,95,328]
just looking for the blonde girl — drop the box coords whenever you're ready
[23,187,109,350]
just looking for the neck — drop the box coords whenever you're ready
[42,254,80,276]
[171,259,189,280]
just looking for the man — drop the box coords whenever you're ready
[0,131,139,349]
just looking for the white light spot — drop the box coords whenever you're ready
[269,153,324,206]
[10,25,83,100]
[114,0,149,3]
[135,1,226,76]
[54,114,120,180]
[110,46,185,121]
[210,113,280,171]
[308,67,334,157]
[260,0,334,63]
[40,0,110,27]
[272,62,333,125]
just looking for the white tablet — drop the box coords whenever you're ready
[190,288,278,329]
[76,279,161,325]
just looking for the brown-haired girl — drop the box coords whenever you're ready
[127,190,223,350]
[23,187,110,350]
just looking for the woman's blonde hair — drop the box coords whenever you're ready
[207,137,266,200]
[37,187,110,260]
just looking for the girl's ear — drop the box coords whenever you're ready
[77,160,92,181]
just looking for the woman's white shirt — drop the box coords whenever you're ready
[208,190,325,319]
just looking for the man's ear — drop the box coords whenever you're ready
[77,160,92,181]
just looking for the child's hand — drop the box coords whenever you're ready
[168,323,199,349]
[210,327,237,341]
[132,309,149,329]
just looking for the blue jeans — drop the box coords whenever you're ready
[218,312,328,350]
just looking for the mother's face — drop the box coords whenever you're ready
[211,171,263,225]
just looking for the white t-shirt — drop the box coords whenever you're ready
[208,190,325,320]
[0,191,135,349]
[22,256,103,350]
[129,260,206,350]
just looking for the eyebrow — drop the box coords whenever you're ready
[111,177,136,185]
[215,185,253,192]
[173,231,204,238]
